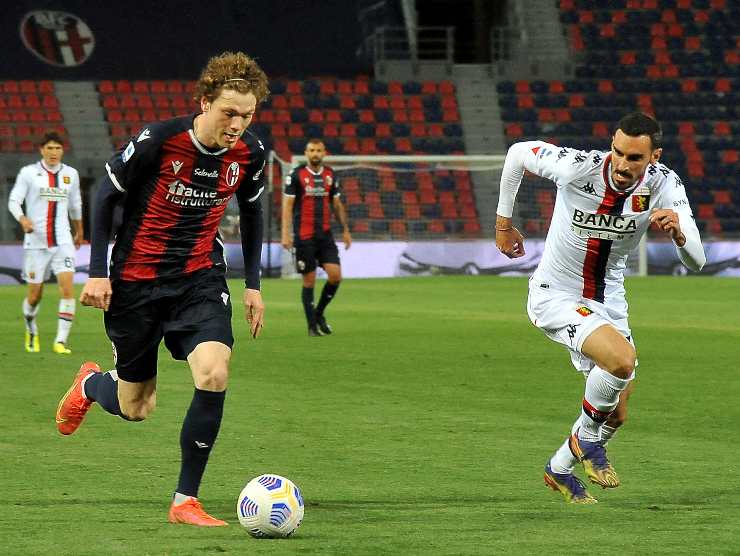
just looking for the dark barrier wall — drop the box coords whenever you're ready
[3,0,368,79]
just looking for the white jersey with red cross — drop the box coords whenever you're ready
[8,161,81,249]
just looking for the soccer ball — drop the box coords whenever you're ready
[236,474,304,538]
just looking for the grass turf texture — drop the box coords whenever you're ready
[2,276,739,555]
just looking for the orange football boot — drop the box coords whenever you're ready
[168,497,228,527]
[56,361,101,435]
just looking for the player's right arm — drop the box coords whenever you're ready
[281,171,297,250]
[81,127,160,311]
[8,167,34,233]
[79,176,122,311]
[495,141,584,258]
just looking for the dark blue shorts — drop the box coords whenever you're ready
[294,234,340,274]
[104,267,233,382]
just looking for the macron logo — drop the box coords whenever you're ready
[195,441,210,449]
[137,129,151,142]
[172,160,183,174]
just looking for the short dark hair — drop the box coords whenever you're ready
[39,131,64,147]
[615,112,662,149]
[305,138,325,148]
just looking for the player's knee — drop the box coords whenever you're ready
[611,349,636,379]
[27,291,42,305]
[196,365,229,391]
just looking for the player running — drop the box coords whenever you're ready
[495,112,705,503]
[55,51,269,526]
[8,131,83,354]
[281,138,351,336]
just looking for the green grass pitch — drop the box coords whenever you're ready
[2,276,739,555]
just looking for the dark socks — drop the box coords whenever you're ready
[302,287,315,325]
[316,282,339,315]
[83,371,123,417]
[176,389,225,498]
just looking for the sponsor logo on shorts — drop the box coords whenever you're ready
[576,306,593,317]
[297,260,305,271]
[566,323,580,341]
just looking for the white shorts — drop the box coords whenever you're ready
[527,278,634,373]
[23,245,76,284]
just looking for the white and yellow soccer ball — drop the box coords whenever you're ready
[236,474,304,538]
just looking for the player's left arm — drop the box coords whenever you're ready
[68,170,83,249]
[236,149,266,338]
[331,195,352,249]
[650,173,705,272]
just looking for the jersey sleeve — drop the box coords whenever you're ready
[7,167,30,221]
[657,170,705,272]
[283,169,298,197]
[330,173,340,198]
[67,169,82,220]
[104,125,162,193]
[497,141,589,217]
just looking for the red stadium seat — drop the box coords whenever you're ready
[389,220,407,237]
[463,220,481,235]
[38,81,54,94]
[352,220,369,233]
[387,81,403,95]
[376,123,391,137]
[438,81,455,94]
[428,220,445,234]
[115,80,132,94]
[373,96,390,109]
[340,96,356,109]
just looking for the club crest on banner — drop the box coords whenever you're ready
[20,10,95,67]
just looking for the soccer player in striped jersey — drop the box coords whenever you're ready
[495,112,705,503]
[55,52,269,526]
[281,138,352,336]
[8,131,82,354]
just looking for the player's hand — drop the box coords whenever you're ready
[281,236,293,250]
[496,227,526,258]
[80,277,112,311]
[343,230,352,250]
[19,216,34,233]
[73,232,82,250]
[244,288,265,339]
[649,208,685,246]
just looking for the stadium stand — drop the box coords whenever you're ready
[497,0,739,235]
[0,80,67,153]
[96,77,477,239]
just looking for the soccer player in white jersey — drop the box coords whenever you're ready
[8,131,83,354]
[495,112,705,503]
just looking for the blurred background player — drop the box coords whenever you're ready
[55,51,269,526]
[7,131,83,354]
[495,112,705,503]
[281,138,352,336]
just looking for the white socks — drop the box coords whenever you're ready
[577,366,631,442]
[549,366,632,473]
[54,298,75,344]
[22,298,39,334]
